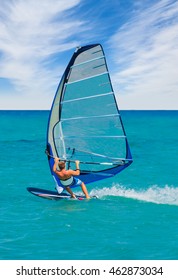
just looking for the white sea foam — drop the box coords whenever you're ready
[89,184,178,206]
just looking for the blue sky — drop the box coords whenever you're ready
[0,0,178,109]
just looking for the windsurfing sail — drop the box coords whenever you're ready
[46,44,132,186]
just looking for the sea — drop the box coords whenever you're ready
[0,110,178,260]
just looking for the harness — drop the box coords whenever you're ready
[60,176,74,187]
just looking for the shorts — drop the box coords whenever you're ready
[70,177,82,188]
[56,177,82,194]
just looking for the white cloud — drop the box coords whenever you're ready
[1,0,178,110]
[109,0,178,109]
[0,0,86,109]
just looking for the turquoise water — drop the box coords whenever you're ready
[0,110,178,260]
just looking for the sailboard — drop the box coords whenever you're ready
[27,187,97,200]
[45,44,132,190]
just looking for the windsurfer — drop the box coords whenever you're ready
[53,157,90,199]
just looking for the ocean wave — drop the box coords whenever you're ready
[90,184,178,206]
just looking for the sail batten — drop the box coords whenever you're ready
[61,113,120,122]
[66,71,109,85]
[61,92,114,104]
[46,44,132,186]
[70,55,105,68]
[55,135,126,139]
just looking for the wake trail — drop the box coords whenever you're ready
[89,184,178,206]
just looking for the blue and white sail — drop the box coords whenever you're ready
[46,44,132,186]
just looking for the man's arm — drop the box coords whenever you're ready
[70,160,80,176]
[53,157,60,173]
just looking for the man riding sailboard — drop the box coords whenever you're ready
[53,157,90,199]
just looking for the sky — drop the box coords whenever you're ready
[0,0,178,110]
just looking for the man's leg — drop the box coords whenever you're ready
[80,182,90,199]
[65,186,76,199]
